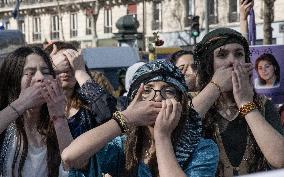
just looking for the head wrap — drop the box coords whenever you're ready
[194,28,250,64]
[127,60,188,101]
[127,60,202,169]
[124,62,146,96]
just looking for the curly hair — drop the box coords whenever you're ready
[0,46,60,177]
[255,53,280,86]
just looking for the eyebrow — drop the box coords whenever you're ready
[24,66,49,71]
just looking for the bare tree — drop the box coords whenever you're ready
[263,0,275,44]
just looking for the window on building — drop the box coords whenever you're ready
[86,16,93,35]
[208,0,217,24]
[127,3,137,19]
[51,15,60,40]
[152,0,162,30]
[33,17,41,41]
[19,19,25,34]
[229,0,239,22]
[104,6,112,33]
[184,0,194,27]
[70,13,78,37]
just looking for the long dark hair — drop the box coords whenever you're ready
[255,53,280,86]
[124,92,191,176]
[0,46,61,177]
[168,50,193,64]
[196,45,268,173]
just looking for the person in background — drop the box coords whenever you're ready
[117,62,146,111]
[44,42,117,176]
[194,27,284,176]
[0,46,71,177]
[169,50,198,92]
[45,42,116,138]
[61,60,219,177]
[254,53,280,88]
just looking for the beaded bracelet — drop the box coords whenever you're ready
[9,104,20,117]
[112,111,129,134]
[210,81,222,94]
[239,102,257,116]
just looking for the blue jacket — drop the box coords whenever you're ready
[69,136,219,177]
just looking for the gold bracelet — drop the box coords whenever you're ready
[112,111,129,134]
[210,81,222,94]
[239,102,257,116]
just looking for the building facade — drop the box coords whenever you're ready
[1,0,284,49]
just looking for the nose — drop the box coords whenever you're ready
[34,71,44,82]
[152,91,163,102]
[225,54,236,66]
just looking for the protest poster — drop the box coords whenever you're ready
[250,45,284,104]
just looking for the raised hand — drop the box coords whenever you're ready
[41,79,66,120]
[50,44,71,73]
[18,76,45,110]
[122,84,162,126]
[240,0,254,21]
[232,62,254,108]
[211,65,233,92]
[154,99,182,139]
[63,49,86,72]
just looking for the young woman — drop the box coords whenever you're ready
[193,27,284,176]
[255,53,280,88]
[61,60,219,177]
[44,42,116,139]
[0,46,71,177]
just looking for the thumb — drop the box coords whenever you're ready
[132,83,144,103]
[50,44,58,57]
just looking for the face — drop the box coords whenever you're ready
[175,54,197,91]
[213,43,246,71]
[257,60,276,82]
[52,49,76,90]
[142,81,179,102]
[21,54,53,90]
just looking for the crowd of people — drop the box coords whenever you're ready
[1,0,284,177]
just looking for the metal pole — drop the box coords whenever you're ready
[142,0,146,51]
[204,0,209,34]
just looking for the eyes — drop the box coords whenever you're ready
[24,69,51,76]
[215,50,245,59]
[258,64,273,71]
[142,87,177,100]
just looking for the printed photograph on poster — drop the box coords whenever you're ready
[250,45,284,104]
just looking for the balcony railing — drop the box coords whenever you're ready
[1,0,64,8]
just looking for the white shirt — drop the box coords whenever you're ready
[6,135,68,177]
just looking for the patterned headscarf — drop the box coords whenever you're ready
[194,28,250,64]
[127,60,188,101]
[127,60,202,168]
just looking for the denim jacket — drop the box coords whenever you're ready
[69,136,219,177]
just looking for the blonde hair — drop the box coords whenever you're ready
[90,70,115,96]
